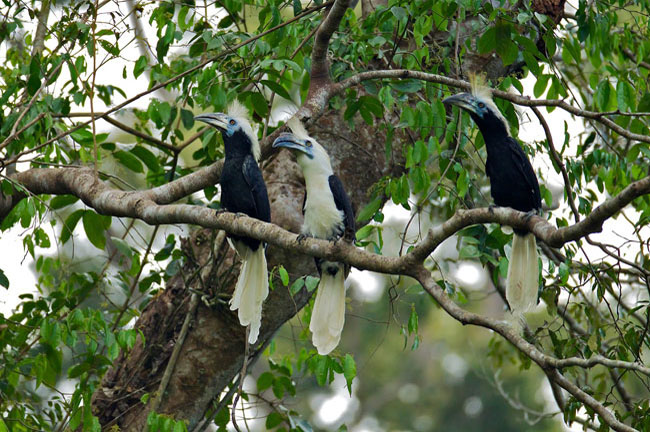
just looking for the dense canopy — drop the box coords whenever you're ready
[1,0,650,431]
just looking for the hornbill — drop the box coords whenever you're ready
[195,101,271,343]
[443,77,541,314]
[272,118,355,354]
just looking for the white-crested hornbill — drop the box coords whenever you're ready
[272,118,355,354]
[195,101,271,343]
[443,77,542,314]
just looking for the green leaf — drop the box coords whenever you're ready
[257,371,274,391]
[495,23,518,65]
[314,355,329,386]
[260,79,292,101]
[595,80,613,111]
[111,237,133,259]
[391,80,422,93]
[180,108,194,129]
[61,209,84,244]
[172,420,187,432]
[133,56,147,78]
[278,266,289,286]
[391,6,407,21]
[1,180,14,196]
[477,27,496,54]
[98,39,119,56]
[82,211,110,250]
[0,418,8,432]
[355,224,375,242]
[292,0,302,16]
[27,57,42,96]
[356,196,382,222]
[267,412,284,429]
[214,406,229,426]
[114,150,145,173]
[50,195,79,209]
[0,268,8,289]
[178,6,192,31]
[131,146,162,173]
[343,354,356,395]
[637,92,650,111]
[359,95,384,118]
[459,244,479,259]
[533,75,551,98]
[456,169,469,197]
[249,92,269,118]
[305,276,319,292]
[616,81,635,112]
[290,278,305,295]
[408,306,419,335]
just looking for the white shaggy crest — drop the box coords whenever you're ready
[469,74,510,135]
[227,99,260,161]
[286,117,310,141]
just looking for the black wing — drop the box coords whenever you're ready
[506,137,542,210]
[242,155,271,223]
[328,175,355,238]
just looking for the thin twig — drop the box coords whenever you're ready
[149,293,200,414]
[231,326,251,432]
[530,106,580,221]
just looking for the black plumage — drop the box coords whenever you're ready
[474,114,542,232]
[220,134,271,249]
[443,78,542,314]
[194,104,271,343]
[328,175,356,241]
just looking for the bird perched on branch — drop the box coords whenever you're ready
[272,118,355,354]
[195,101,271,343]
[443,76,541,314]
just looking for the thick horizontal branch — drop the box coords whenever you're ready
[331,69,650,144]
[4,168,650,267]
[411,173,650,258]
[5,169,648,431]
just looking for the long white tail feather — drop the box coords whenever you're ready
[229,243,269,344]
[310,266,346,355]
[506,233,538,314]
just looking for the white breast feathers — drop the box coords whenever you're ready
[302,176,345,240]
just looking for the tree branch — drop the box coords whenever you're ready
[11,164,643,430]
[530,106,579,221]
[0,1,334,166]
[414,267,638,432]
[56,113,178,152]
[3,167,650,271]
[330,69,650,144]
[310,0,351,85]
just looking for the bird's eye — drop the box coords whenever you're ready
[229,119,236,125]
[305,140,312,147]
[478,102,486,109]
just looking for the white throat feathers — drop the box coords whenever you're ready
[286,118,343,239]
[286,117,334,175]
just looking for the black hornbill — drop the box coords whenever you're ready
[195,101,271,343]
[443,77,541,314]
[272,118,355,354]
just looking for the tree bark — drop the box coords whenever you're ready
[91,108,403,430]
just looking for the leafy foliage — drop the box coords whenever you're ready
[1,0,650,431]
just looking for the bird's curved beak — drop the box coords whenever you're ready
[442,93,477,114]
[272,132,314,159]
[194,113,229,131]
